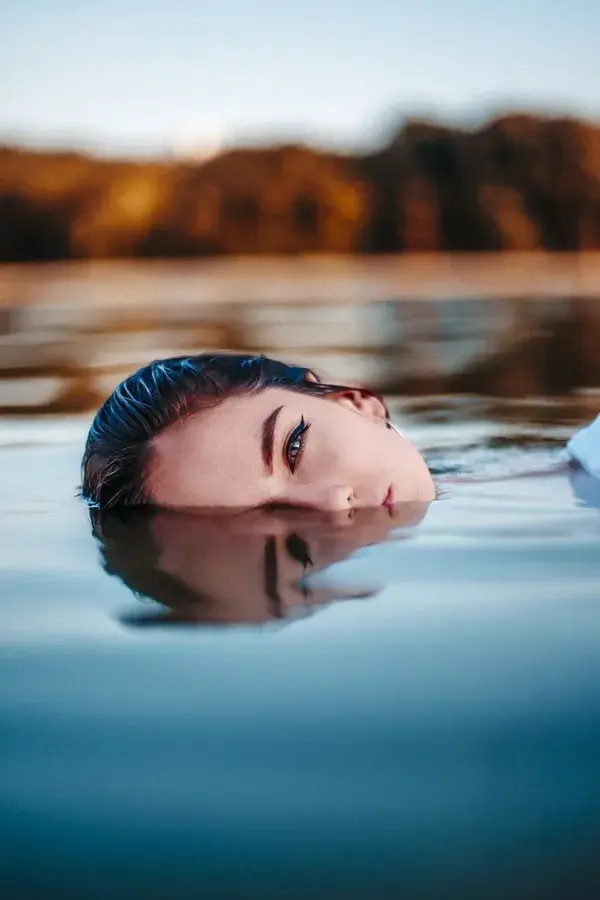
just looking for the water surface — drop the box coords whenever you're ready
[1,396,599,899]
[2,266,600,897]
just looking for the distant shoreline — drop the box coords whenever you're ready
[3,115,600,261]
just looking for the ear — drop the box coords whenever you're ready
[304,370,320,384]
[333,389,388,424]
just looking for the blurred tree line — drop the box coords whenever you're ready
[1,114,600,261]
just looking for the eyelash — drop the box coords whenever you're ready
[284,416,310,474]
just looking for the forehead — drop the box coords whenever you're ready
[148,387,306,509]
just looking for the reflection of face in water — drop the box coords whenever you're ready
[93,503,430,627]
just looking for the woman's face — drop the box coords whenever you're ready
[149,386,435,510]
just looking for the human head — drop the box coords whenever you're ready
[81,352,434,511]
[93,502,430,626]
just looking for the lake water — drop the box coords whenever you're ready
[1,264,600,898]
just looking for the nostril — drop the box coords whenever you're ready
[324,485,353,511]
[338,487,354,510]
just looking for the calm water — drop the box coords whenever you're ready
[1,268,600,898]
[1,401,600,899]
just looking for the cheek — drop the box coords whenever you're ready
[393,437,433,491]
[307,418,382,476]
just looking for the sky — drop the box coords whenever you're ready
[1,0,599,156]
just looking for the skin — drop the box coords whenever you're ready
[132,503,431,625]
[149,386,435,510]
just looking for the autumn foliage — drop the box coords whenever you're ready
[2,114,600,260]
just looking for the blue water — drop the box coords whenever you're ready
[1,402,600,899]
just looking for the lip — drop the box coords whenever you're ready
[381,485,394,510]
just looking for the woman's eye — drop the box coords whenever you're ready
[285,417,310,473]
[286,533,313,569]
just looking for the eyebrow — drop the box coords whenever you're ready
[262,405,284,475]
[264,536,284,618]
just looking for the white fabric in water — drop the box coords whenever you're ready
[567,413,600,479]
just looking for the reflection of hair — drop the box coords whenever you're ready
[81,352,355,510]
[91,507,212,620]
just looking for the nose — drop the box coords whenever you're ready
[291,483,355,512]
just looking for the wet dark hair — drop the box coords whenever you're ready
[81,352,374,510]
